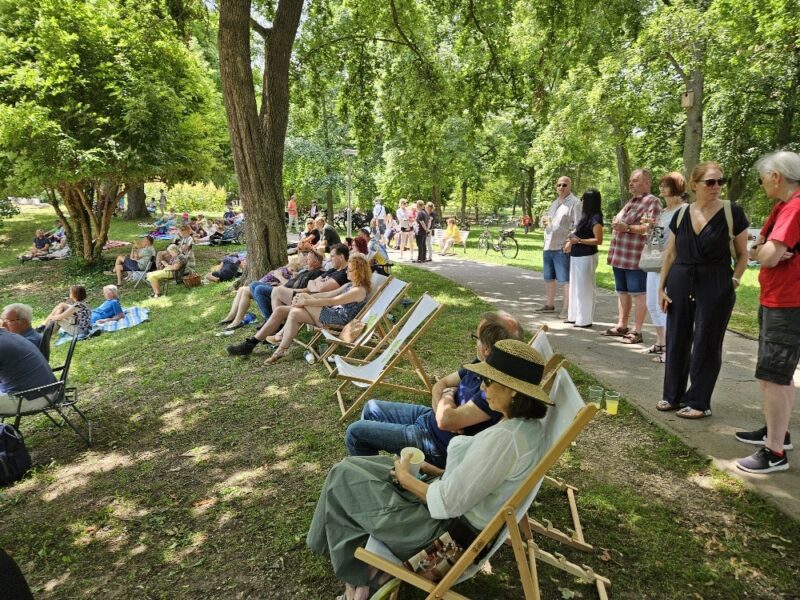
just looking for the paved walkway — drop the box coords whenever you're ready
[402,251,800,521]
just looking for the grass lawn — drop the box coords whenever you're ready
[453,225,761,337]
[1,207,797,599]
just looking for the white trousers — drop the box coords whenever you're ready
[287,214,299,232]
[646,271,667,328]
[567,254,598,326]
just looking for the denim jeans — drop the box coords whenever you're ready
[249,281,274,319]
[344,399,447,468]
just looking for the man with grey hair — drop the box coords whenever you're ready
[1,303,41,349]
[536,176,580,318]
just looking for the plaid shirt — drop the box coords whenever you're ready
[607,194,661,270]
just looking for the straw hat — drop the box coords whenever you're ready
[463,339,552,405]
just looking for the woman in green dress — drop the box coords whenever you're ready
[307,339,553,600]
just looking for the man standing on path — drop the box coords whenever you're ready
[536,176,580,319]
[159,189,167,216]
[603,169,661,345]
[735,151,800,474]
[287,193,299,233]
[372,198,386,237]
[413,200,430,263]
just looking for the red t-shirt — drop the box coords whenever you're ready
[759,190,800,308]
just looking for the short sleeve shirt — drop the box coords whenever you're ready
[759,191,800,308]
[415,209,429,233]
[287,199,298,216]
[321,224,341,247]
[427,364,503,450]
[570,213,603,257]
[607,194,662,270]
[137,246,156,271]
[0,330,56,393]
[34,236,49,250]
[91,299,123,323]
[543,194,580,250]
[320,267,348,287]
[71,302,92,334]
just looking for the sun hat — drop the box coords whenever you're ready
[462,339,552,405]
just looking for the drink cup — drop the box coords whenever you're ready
[588,386,604,408]
[604,391,620,415]
[400,447,425,478]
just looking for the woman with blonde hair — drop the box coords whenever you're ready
[227,255,372,364]
[657,162,749,418]
[396,198,414,259]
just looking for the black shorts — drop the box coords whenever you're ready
[756,306,800,385]
[122,257,140,271]
[212,264,239,281]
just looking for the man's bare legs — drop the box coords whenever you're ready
[616,293,632,330]
[763,379,796,452]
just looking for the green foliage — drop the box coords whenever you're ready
[144,181,227,213]
[0,196,19,226]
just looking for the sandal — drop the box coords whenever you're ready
[601,326,629,337]
[621,331,643,344]
[652,354,665,364]
[645,344,665,354]
[265,347,288,365]
[264,335,281,345]
[676,407,712,419]
[656,400,681,411]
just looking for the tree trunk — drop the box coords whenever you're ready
[125,182,149,219]
[614,139,630,211]
[683,66,703,177]
[525,167,534,220]
[776,52,800,147]
[325,187,334,223]
[460,180,467,220]
[218,0,302,281]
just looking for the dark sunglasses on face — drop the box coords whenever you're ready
[481,376,494,387]
[556,183,568,188]
[470,332,479,341]
[699,178,726,187]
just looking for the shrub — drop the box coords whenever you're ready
[144,182,228,213]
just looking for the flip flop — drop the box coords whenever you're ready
[656,400,681,411]
[676,407,712,419]
[601,326,629,337]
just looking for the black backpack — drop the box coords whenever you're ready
[0,424,32,485]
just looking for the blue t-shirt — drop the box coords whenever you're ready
[21,327,43,349]
[0,330,56,394]
[425,362,503,450]
[91,299,123,323]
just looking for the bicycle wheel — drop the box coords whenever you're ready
[478,236,489,253]
[499,237,519,259]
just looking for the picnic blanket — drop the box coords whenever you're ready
[53,307,150,345]
[103,240,131,250]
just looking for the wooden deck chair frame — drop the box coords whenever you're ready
[354,404,607,600]
[293,275,401,365]
[331,294,443,422]
[528,325,553,360]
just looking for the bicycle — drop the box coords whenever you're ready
[477,221,519,259]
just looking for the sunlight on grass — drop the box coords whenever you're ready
[41,452,134,502]
[43,571,71,593]
[180,445,214,463]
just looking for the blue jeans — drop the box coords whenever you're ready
[344,400,447,468]
[249,281,274,319]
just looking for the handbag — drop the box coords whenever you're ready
[402,517,491,582]
[638,229,665,273]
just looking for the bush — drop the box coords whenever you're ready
[0,196,20,226]
[144,182,228,213]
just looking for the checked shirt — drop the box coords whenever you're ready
[607,194,661,270]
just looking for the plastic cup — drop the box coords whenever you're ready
[604,391,620,415]
[400,447,425,478]
[588,386,604,408]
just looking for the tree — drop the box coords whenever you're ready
[0,0,224,265]
[217,0,303,280]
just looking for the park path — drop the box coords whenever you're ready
[399,249,800,521]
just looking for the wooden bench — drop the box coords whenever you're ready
[432,228,470,253]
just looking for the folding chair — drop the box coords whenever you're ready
[126,256,154,289]
[331,294,443,422]
[354,403,605,600]
[304,278,411,372]
[528,325,553,360]
[38,322,55,362]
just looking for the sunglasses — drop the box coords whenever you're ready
[699,178,726,187]
[470,332,479,341]
[480,376,494,387]
[556,183,568,188]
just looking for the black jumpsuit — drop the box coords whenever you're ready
[662,205,748,411]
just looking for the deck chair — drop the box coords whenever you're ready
[354,404,603,600]
[311,278,411,372]
[528,325,553,360]
[331,294,443,422]
[38,322,55,362]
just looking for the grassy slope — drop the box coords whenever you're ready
[0,208,797,599]
[453,225,760,337]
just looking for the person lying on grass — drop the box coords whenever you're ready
[204,254,242,284]
[146,244,187,298]
[41,284,92,337]
[226,254,371,364]
[112,235,155,286]
[269,243,350,313]
[344,311,524,468]
[307,340,552,600]
[218,255,304,329]
[91,285,124,325]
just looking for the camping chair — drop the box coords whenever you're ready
[38,322,55,362]
[125,256,154,289]
[302,277,411,372]
[528,325,553,360]
[354,403,605,600]
[330,293,443,422]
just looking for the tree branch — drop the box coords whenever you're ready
[665,51,687,82]
[389,0,431,69]
[303,34,421,58]
[250,17,270,40]
[467,0,510,86]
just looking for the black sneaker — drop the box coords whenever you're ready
[736,447,789,474]
[227,337,258,356]
[735,426,793,450]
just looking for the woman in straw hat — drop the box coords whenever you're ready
[307,340,553,600]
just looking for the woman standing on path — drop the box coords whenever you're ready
[657,162,749,419]
[396,199,413,259]
[564,189,603,328]
[644,173,688,363]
